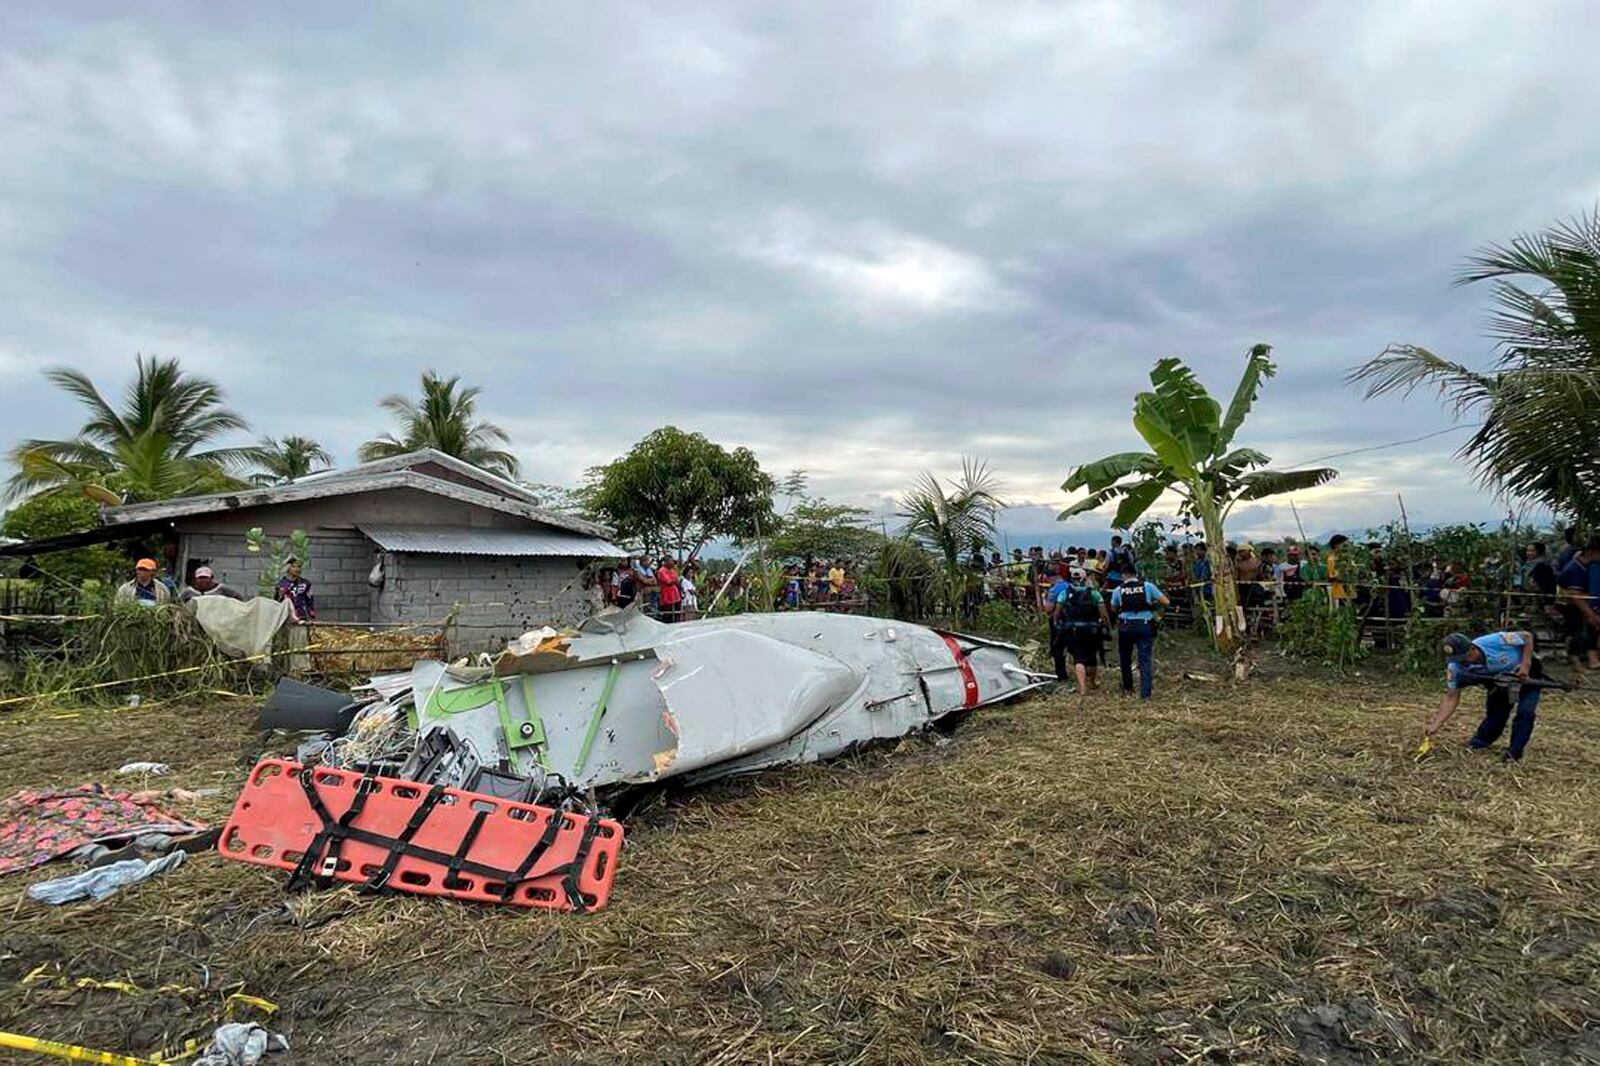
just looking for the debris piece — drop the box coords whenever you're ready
[116,762,171,776]
[218,759,623,912]
[258,678,361,733]
[0,785,208,877]
[27,850,187,905]
[190,1023,289,1066]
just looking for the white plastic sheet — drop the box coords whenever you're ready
[194,595,291,657]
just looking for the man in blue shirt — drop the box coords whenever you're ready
[1050,566,1110,694]
[1105,535,1135,585]
[1422,630,1541,761]
[1110,569,1170,700]
[1556,536,1600,670]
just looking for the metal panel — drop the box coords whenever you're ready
[358,523,625,558]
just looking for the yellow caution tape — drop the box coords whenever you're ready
[223,994,278,1016]
[0,1029,160,1066]
[14,968,278,1063]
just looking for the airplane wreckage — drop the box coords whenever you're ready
[219,607,1048,913]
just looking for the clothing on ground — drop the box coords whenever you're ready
[191,1023,290,1066]
[0,785,208,876]
[27,850,186,904]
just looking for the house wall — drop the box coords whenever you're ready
[374,552,600,651]
[170,487,604,642]
[178,530,378,622]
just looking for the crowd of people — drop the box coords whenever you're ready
[600,556,862,619]
[600,557,701,622]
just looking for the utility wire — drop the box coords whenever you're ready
[1285,425,1471,468]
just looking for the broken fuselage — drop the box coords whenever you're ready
[408,608,1045,792]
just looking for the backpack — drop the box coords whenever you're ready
[1117,578,1150,613]
[1067,585,1100,624]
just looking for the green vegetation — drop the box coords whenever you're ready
[1351,210,1600,524]
[250,435,332,485]
[0,492,121,586]
[5,355,262,504]
[1061,345,1337,650]
[584,426,776,560]
[898,458,1001,617]
[359,370,520,478]
[244,527,311,597]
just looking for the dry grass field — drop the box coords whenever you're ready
[3,648,1598,1064]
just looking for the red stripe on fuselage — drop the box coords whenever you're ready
[938,633,981,709]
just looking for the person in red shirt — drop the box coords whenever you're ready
[656,557,683,623]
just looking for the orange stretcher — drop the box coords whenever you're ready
[218,759,622,913]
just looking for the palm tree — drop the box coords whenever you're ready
[1349,210,1600,523]
[251,435,333,485]
[358,371,520,479]
[1061,345,1337,651]
[6,355,261,503]
[899,458,1003,614]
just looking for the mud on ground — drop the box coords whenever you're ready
[2,647,1599,1064]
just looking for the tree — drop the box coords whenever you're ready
[766,496,883,565]
[251,436,333,485]
[358,371,520,479]
[584,426,776,560]
[1061,345,1337,650]
[1349,210,1600,524]
[6,355,260,503]
[898,458,1003,615]
[0,492,123,586]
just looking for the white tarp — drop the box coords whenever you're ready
[193,595,291,657]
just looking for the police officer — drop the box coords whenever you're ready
[1049,565,1110,694]
[1419,631,1542,762]
[1111,567,1170,699]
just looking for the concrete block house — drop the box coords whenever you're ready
[95,451,625,649]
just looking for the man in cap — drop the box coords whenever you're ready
[1420,630,1541,762]
[180,565,247,603]
[1049,565,1110,694]
[116,558,171,606]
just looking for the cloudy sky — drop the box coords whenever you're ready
[3,2,1597,546]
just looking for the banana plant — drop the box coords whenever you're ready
[1060,344,1337,650]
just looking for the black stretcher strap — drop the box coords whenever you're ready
[496,808,569,901]
[288,769,376,890]
[552,810,604,914]
[286,770,604,909]
[443,809,491,889]
[364,783,447,890]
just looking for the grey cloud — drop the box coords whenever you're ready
[2,2,1597,545]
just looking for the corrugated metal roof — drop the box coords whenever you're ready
[358,523,625,558]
